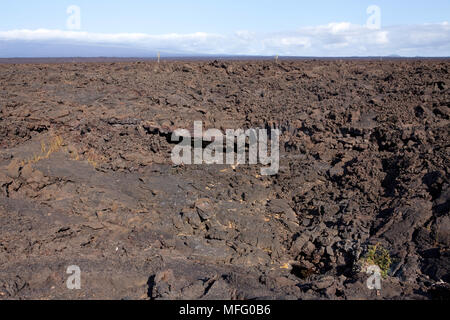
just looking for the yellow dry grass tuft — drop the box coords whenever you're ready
[21,135,64,166]
[84,148,105,168]
[20,135,104,169]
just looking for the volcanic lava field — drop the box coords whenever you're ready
[0,59,449,300]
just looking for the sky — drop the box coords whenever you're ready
[0,0,449,57]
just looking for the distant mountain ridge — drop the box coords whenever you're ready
[0,40,189,58]
[2,39,449,59]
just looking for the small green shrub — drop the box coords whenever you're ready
[361,243,392,277]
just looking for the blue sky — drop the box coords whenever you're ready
[0,1,449,56]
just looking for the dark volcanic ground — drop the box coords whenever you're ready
[0,59,449,300]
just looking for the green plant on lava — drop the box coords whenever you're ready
[361,243,392,277]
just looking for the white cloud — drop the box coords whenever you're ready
[0,22,449,56]
[279,37,311,47]
[374,31,389,45]
[0,29,221,45]
[328,22,352,34]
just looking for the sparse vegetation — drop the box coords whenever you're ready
[20,135,103,168]
[360,243,392,277]
[84,148,104,168]
[21,135,64,166]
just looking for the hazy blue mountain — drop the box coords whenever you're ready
[0,40,187,58]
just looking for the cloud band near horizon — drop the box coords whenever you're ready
[0,22,449,57]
